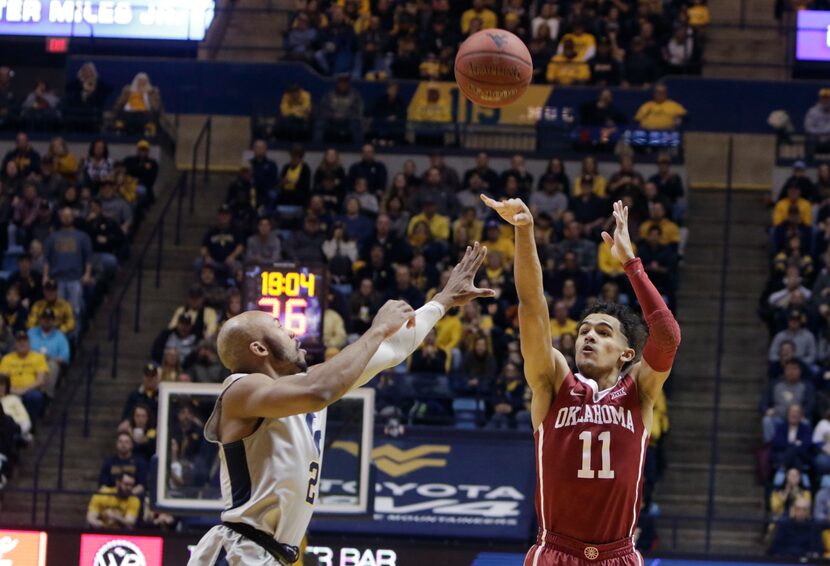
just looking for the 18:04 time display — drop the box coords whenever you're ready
[243,264,327,349]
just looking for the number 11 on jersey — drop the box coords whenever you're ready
[577,431,615,479]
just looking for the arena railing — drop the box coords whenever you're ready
[108,116,212,378]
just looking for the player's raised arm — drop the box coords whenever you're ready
[481,195,569,397]
[602,200,681,404]
[353,242,495,388]
[222,301,416,421]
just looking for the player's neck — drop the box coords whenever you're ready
[579,367,621,391]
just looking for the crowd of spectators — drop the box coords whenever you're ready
[0,132,158,486]
[109,141,685,538]
[0,64,164,136]
[759,160,830,559]
[285,0,708,85]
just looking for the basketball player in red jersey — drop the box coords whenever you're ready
[482,196,681,565]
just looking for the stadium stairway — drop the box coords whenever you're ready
[655,189,769,553]
[703,0,788,81]
[0,172,235,528]
[200,0,292,63]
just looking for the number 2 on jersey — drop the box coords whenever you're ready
[306,461,320,504]
[577,431,615,479]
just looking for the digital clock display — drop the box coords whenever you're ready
[243,264,327,350]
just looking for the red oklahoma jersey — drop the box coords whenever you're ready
[533,371,649,545]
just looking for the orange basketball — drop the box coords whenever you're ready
[454,29,533,108]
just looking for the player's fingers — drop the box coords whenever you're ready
[601,231,614,246]
[480,194,500,209]
[406,313,416,329]
[474,245,488,270]
[474,286,496,298]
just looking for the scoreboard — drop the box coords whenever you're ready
[242,263,327,351]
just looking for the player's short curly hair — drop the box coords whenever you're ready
[579,302,648,370]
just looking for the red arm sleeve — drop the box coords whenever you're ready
[624,257,681,372]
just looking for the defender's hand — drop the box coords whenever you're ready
[434,242,496,309]
[480,194,532,226]
[601,200,635,263]
[372,300,416,338]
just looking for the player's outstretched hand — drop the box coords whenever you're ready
[434,242,496,309]
[373,300,416,338]
[601,200,636,264]
[480,194,532,226]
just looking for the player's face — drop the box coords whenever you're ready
[262,315,308,373]
[575,314,634,377]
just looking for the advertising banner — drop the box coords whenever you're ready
[0,529,47,566]
[796,10,830,61]
[312,431,536,541]
[78,534,163,566]
[0,1,214,40]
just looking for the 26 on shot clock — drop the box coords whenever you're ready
[243,264,327,350]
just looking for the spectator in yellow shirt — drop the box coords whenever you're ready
[557,21,596,62]
[687,0,711,28]
[453,207,484,250]
[639,202,681,246]
[598,239,637,283]
[409,85,452,145]
[0,331,47,419]
[27,280,75,335]
[773,183,813,226]
[550,301,578,339]
[461,0,498,33]
[484,220,515,266]
[86,472,141,529]
[278,83,312,141]
[634,83,687,130]
[407,200,450,242]
[546,39,591,85]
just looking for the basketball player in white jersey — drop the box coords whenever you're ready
[188,243,494,565]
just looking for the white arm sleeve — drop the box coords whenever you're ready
[351,301,446,390]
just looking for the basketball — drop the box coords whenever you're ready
[454,29,533,108]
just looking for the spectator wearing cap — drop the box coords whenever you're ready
[0,330,47,419]
[461,0,497,33]
[168,285,219,340]
[123,140,159,205]
[98,434,147,495]
[27,279,74,335]
[28,200,54,246]
[287,215,326,263]
[196,204,244,280]
[546,38,591,85]
[86,471,141,530]
[314,75,364,145]
[278,83,313,142]
[779,161,817,204]
[2,132,41,177]
[83,198,124,280]
[245,216,282,264]
[43,207,93,322]
[648,154,685,206]
[250,139,278,211]
[773,181,812,226]
[27,307,69,398]
[348,144,387,195]
[120,363,160,425]
[8,254,42,310]
[634,84,687,131]
[769,309,816,365]
[98,177,133,235]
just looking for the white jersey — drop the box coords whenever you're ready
[204,373,327,550]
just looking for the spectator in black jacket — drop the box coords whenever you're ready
[249,139,278,212]
[278,145,311,207]
[123,140,159,205]
[623,37,660,87]
[361,213,411,265]
[64,62,111,124]
[768,496,823,559]
[648,154,684,205]
[580,89,627,127]
[84,199,124,280]
[7,253,41,310]
[638,225,677,297]
[314,76,364,144]
[369,83,407,145]
[196,205,244,279]
[770,404,813,472]
[463,152,501,196]
[120,363,159,422]
[354,244,393,292]
[98,432,147,496]
[588,38,622,86]
[287,214,326,263]
[348,143,387,193]
[385,265,424,308]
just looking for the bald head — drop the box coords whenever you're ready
[217,311,307,374]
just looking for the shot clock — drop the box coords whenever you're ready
[243,264,327,351]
